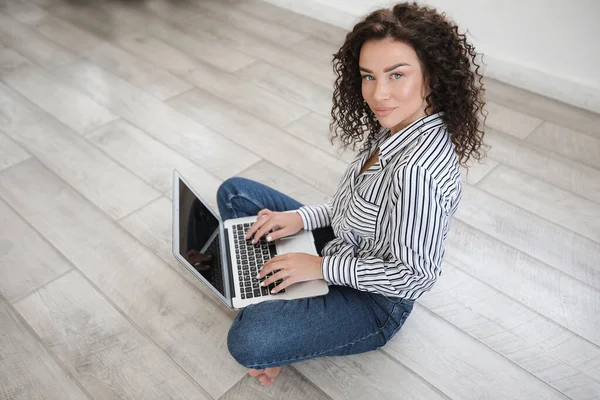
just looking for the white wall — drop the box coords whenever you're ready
[266,0,600,114]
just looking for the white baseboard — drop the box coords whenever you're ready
[264,0,600,114]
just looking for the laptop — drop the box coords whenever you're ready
[172,171,329,310]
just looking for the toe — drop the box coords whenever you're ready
[248,369,264,377]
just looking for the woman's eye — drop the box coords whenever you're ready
[361,75,374,81]
[391,73,403,79]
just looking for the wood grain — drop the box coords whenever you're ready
[457,183,600,290]
[54,59,258,179]
[184,60,311,128]
[181,0,308,46]
[0,130,30,171]
[14,271,211,400]
[0,47,118,135]
[0,11,75,70]
[485,127,600,204]
[237,60,332,118]
[295,349,447,400]
[30,13,193,101]
[525,122,600,170]
[167,88,347,195]
[0,82,161,220]
[0,198,71,302]
[0,297,90,400]
[478,165,600,243]
[86,119,222,206]
[143,0,334,89]
[485,100,543,139]
[484,78,600,138]
[0,159,247,398]
[219,365,332,400]
[212,0,346,46]
[385,304,568,399]
[420,263,600,399]
[283,112,357,163]
[445,219,600,346]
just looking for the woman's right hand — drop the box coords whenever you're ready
[245,209,304,244]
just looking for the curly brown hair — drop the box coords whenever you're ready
[330,2,487,167]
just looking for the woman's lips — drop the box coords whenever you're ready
[374,107,396,117]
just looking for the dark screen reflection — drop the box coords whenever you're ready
[179,181,226,296]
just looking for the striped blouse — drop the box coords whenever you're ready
[296,112,462,300]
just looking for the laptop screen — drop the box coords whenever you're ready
[178,178,227,297]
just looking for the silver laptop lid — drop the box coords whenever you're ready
[172,170,233,309]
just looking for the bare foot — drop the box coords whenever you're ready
[248,366,282,387]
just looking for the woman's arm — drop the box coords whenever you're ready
[296,199,334,230]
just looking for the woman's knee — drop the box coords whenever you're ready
[227,310,267,367]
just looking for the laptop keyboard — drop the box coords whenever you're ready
[233,223,285,299]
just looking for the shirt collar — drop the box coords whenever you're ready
[378,112,446,165]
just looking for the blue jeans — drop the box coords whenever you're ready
[217,177,414,369]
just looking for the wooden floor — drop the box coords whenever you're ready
[0,0,599,399]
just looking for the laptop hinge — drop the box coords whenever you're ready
[224,227,235,299]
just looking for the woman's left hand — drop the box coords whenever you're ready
[257,253,324,293]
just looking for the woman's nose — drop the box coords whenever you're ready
[373,81,391,101]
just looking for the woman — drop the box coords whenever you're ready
[217,1,486,387]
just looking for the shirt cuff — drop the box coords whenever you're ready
[321,255,359,289]
[296,204,330,230]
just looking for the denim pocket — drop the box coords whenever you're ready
[383,310,411,344]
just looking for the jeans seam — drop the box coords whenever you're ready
[228,194,264,219]
[243,301,401,369]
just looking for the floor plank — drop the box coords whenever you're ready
[385,304,568,399]
[86,119,222,207]
[53,59,258,179]
[457,184,600,290]
[0,82,161,220]
[446,219,600,346]
[525,122,600,170]
[0,0,46,25]
[14,271,211,400]
[291,36,339,66]
[237,60,332,118]
[143,0,334,89]
[283,112,358,163]
[0,159,247,398]
[295,350,447,400]
[64,0,258,74]
[484,78,600,138]
[213,0,346,46]
[485,100,543,139]
[118,196,237,319]
[0,47,118,135]
[484,127,600,204]
[182,0,308,46]
[167,88,347,194]
[129,14,256,74]
[0,130,30,171]
[0,297,90,400]
[0,11,75,70]
[420,263,600,399]
[31,13,193,101]
[183,60,311,128]
[478,165,600,243]
[460,156,499,185]
[219,365,332,400]
[0,198,71,302]
[238,159,331,207]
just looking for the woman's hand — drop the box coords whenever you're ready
[245,209,304,244]
[257,253,324,293]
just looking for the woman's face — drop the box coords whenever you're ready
[359,37,429,135]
